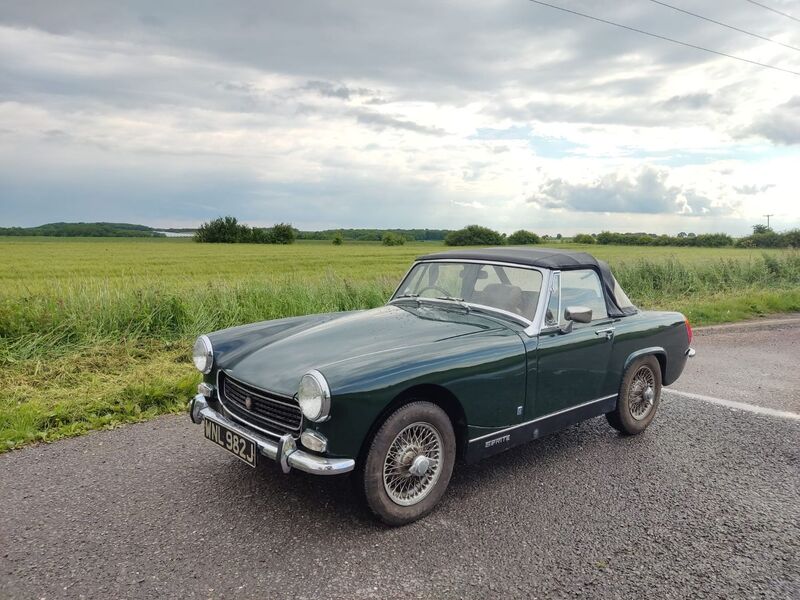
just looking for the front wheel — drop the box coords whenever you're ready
[358,401,456,526]
[606,355,662,435]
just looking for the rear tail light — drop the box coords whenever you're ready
[685,317,693,345]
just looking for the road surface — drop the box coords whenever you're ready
[2,316,798,599]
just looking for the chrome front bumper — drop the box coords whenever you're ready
[189,395,354,475]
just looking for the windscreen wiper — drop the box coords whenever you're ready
[435,296,470,311]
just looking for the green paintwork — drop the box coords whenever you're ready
[203,290,690,462]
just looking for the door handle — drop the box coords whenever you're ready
[595,327,615,339]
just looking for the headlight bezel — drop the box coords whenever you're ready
[297,369,331,423]
[193,335,214,374]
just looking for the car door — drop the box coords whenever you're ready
[534,268,616,418]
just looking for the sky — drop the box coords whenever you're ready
[0,0,799,235]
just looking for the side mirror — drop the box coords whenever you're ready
[565,306,592,323]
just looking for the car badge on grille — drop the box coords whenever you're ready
[244,395,253,410]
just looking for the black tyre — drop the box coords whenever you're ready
[357,401,456,526]
[606,355,662,435]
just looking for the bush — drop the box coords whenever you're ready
[445,225,505,246]
[270,223,296,244]
[381,232,406,246]
[507,230,540,245]
[195,217,296,244]
[194,216,249,243]
[332,233,343,245]
[573,233,595,244]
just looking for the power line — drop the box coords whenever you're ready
[744,0,800,24]
[527,0,800,77]
[648,0,800,53]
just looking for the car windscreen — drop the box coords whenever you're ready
[394,262,543,320]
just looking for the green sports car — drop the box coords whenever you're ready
[189,247,695,525]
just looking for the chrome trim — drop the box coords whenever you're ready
[216,371,301,440]
[190,395,354,475]
[197,382,214,398]
[298,369,332,423]
[468,393,619,443]
[686,348,696,358]
[525,268,558,337]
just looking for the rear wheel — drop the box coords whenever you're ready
[607,355,662,435]
[357,401,456,526]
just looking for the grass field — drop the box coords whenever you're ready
[2,237,799,452]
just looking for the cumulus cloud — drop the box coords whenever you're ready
[529,166,733,216]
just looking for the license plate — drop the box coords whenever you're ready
[204,419,257,467]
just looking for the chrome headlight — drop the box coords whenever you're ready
[297,370,331,422]
[192,335,213,374]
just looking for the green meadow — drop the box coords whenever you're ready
[2,236,799,451]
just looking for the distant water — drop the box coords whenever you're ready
[155,231,194,238]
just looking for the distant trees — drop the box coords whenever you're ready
[381,232,406,246]
[194,216,297,244]
[507,230,540,245]
[297,228,451,241]
[595,231,734,247]
[445,225,506,246]
[0,222,164,238]
[736,225,800,248]
[573,233,595,244]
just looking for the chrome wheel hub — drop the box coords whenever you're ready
[409,455,430,477]
[383,422,443,506]
[629,366,657,421]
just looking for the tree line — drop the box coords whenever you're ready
[0,222,165,238]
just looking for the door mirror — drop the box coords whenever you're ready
[564,305,592,324]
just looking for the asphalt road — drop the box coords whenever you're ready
[2,318,799,599]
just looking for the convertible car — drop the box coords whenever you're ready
[189,247,695,525]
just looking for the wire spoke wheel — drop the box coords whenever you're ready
[628,365,657,421]
[382,422,443,506]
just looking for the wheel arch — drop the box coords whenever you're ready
[356,383,468,465]
[624,347,666,382]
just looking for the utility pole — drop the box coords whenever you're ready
[763,214,774,229]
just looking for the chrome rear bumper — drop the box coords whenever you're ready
[189,395,354,475]
[686,348,696,357]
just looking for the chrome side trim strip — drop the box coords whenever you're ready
[468,393,618,443]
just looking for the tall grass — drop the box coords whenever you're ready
[614,252,800,303]
[0,275,396,362]
[2,252,798,363]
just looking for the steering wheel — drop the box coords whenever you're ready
[416,285,453,297]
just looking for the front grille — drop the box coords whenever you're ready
[219,373,302,437]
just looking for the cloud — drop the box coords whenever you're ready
[302,80,375,100]
[741,96,800,145]
[734,183,775,195]
[0,2,798,232]
[352,109,446,136]
[528,166,733,216]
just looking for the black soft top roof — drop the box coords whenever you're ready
[417,247,599,270]
[416,246,637,318]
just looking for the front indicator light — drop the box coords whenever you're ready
[300,430,328,453]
